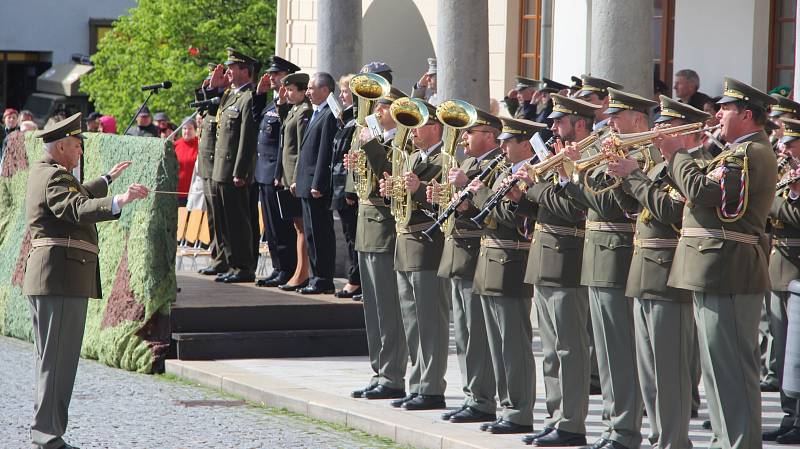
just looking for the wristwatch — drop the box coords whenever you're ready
[102,174,112,185]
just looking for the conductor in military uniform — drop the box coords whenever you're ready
[25,113,149,449]
[657,77,777,449]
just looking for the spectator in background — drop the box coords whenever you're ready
[673,69,711,110]
[3,108,19,142]
[154,111,176,139]
[46,111,67,129]
[489,98,500,117]
[412,58,439,105]
[19,120,38,132]
[18,109,34,123]
[126,106,158,137]
[0,120,37,165]
[99,115,117,134]
[86,112,102,132]
[173,117,199,207]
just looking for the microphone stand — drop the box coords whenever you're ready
[123,88,160,135]
[166,110,200,141]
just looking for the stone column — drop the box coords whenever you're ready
[436,0,490,110]
[590,0,653,96]
[316,0,362,79]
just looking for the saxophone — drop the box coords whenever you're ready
[348,73,390,197]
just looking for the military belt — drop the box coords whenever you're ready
[397,221,436,234]
[535,223,585,238]
[634,238,679,249]
[681,227,759,245]
[359,197,388,208]
[31,237,99,255]
[585,220,636,233]
[772,237,800,247]
[480,236,531,250]
[450,228,483,239]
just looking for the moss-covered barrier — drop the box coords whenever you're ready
[0,132,178,373]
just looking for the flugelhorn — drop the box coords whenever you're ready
[387,97,429,225]
[348,73,391,197]
[528,133,599,181]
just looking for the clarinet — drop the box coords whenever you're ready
[421,154,505,241]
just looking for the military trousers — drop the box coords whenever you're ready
[694,292,762,449]
[28,295,88,449]
[534,285,590,434]
[359,251,407,390]
[212,182,256,276]
[587,286,643,449]
[769,290,800,428]
[481,295,535,425]
[450,278,496,413]
[202,178,228,272]
[258,182,297,280]
[634,298,693,449]
[761,294,778,386]
[396,270,449,395]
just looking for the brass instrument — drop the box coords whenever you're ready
[432,99,478,234]
[388,97,430,225]
[348,73,391,197]
[527,133,599,182]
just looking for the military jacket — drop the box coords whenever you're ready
[517,179,586,287]
[356,136,396,253]
[195,87,222,180]
[254,99,291,185]
[667,131,775,294]
[23,157,119,298]
[437,148,502,280]
[212,84,258,183]
[276,99,312,186]
[614,162,691,301]
[769,192,800,291]
[471,165,534,298]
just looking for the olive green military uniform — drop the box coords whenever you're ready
[437,148,502,414]
[471,161,536,426]
[24,113,122,449]
[666,77,778,449]
[277,98,311,187]
[516,177,591,435]
[358,130,407,391]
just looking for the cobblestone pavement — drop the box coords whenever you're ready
[0,336,414,449]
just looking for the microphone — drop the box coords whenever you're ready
[188,97,220,109]
[141,81,173,91]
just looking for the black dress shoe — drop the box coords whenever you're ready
[533,429,587,447]
[590,384,602,395]
[702,420,712,430]
[403,394,446,410]
[256,276,289,287]
[448,406,496,423]
[214,273,231,282]
[585,438,608,449]
[480,418,502,431]
[604,441,632,449]
[335,287,362,298]
[278,280,309,291]
[223,273,256,283]
[364,385,406,399]
[691,409,698,418]
[486,419,533,434]
[352,294,363,302]
[761,380,780,392]
[523,428,554,445]
[390,393,417,408]
[351,384,377,398]
[764,426,793,441]
[441,405,467,421]
[199,266,225,275]
[777,427,800,444]
[298,285,335,295]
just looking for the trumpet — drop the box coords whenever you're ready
[387,97,430,225]
[348,73,391,197]
[528,133,599,181]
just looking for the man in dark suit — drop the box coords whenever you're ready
[295,72,338,294]
[253,56,302,287]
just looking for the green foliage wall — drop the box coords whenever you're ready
[81,0,277,124]
[0,132,178,373]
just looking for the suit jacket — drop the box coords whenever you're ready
[254,97,291,185]
[667,130,776,293]
[295,104,338,198]
[276,99,312,186]
[330,107,357,210]
[212,84,259,183]
[23,156,119,298]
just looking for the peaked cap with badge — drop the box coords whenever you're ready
[717,77,778,111]
[34,112,85,143]
[498,118,547,140]
[548,94,601,120]
[605,87,658,114]
[655,95,710,123]
[576,75,623,98]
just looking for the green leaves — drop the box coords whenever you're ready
[81,0,276,125]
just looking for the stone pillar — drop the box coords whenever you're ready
[590,0,653,96]
[436,0,490,110]
[316,0,362,79]
[795,1,800,96]
[539,0,553,79]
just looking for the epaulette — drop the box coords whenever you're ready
[51,172,77,184]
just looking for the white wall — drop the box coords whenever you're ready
[551,0,590,84]
[0,0,135,62]
[673,0,770,95]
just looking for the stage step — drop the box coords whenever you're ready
[172,328,368,360]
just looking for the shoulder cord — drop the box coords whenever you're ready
[718,155,749,222]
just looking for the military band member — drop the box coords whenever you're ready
[429,109,502,423]
[464,118,544,435]
[768,94,800,150]
[512,94,598,447]
[25,113,149,449]
[657,77,777,449]
[533,77,569,128]
[349,81,408,400]
[605,96,712,449]
[560,88,655,449]
[274,72,312,290]
[762,117,800,444]
[377,100,449,411]
[575,75,624,134]
[253,56,301,287]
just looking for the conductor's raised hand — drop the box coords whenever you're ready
[107,161,132,181]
